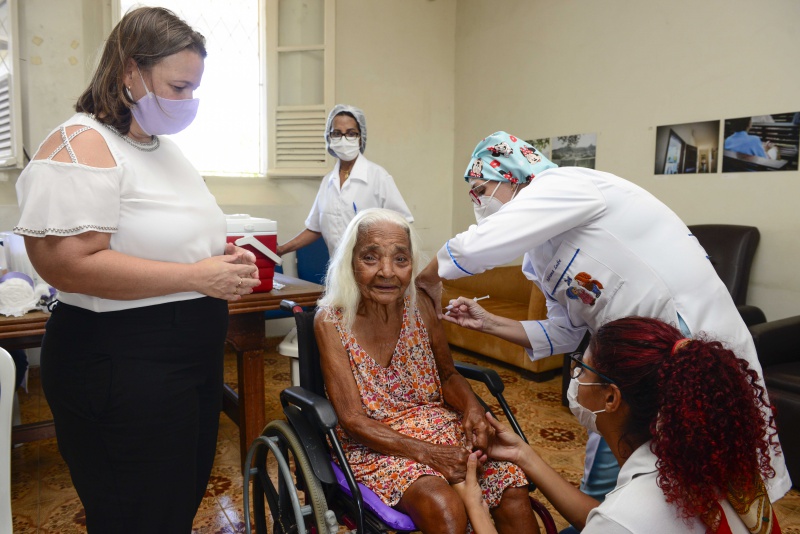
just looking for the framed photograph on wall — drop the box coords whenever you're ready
[722,112,800,172]
[655,121,719,174]
[663,129,684,174]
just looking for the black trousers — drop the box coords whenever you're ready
[40,297,228,533]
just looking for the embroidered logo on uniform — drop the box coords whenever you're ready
[545,259,562,282]
[565,272,604,306]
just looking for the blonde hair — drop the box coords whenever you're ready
[319,208,423,330]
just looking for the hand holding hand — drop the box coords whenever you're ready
[194,253,260,301]
[423,444,472,484]
[483,412,527,464]
[462,405,494,452]
[224,242,258,272]
[451,451,490,516]
[442,297,490,331]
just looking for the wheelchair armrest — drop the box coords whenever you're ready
[280,386,338,431]
[455,361,505,395]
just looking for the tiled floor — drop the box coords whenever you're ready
[10,338,800,533]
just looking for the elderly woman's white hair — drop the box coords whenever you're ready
[319,208,424,330]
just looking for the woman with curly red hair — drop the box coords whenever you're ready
[454,316,782,534]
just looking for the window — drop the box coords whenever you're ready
[267,0,335,177]
[0,0,24,169]
[118,0,266,177]
[118,0,334,178]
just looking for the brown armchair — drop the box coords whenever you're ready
[749,315,800,487]
[441,266,563,381]
[688,224,766,326]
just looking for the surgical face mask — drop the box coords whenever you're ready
[330,137,361,161]
[473,181,504,224]
[129,67,199,136]
[566,378,607,435]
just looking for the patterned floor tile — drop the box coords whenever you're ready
[10,344,800,533]
[10,501,39,534]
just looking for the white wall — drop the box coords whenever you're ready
[257,0,457,258]
[0,0,107,229]
[3,0,457,257]
[453,0,800,321]
[7,0,798,322]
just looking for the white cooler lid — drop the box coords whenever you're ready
[225,213,277,233]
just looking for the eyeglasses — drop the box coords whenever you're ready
[330,131,360,142]
[469,180,498,206]
[569,352,617,385]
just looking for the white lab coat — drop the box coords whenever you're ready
[305,155,414,257]
[583,442,753,534]
[437,166,791,501]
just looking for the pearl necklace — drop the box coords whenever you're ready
[86,113,160,152]
[101,122,160,152]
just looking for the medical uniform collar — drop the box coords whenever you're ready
[608,441,657,495]
[340,155,369,183]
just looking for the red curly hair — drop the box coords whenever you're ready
[588,317,778,522]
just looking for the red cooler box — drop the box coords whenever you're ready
[225,214,281,293]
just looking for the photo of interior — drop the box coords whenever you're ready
[654,121,720,174]
[722,113,800,172]
[2,1,800,533]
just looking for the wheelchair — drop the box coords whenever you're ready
[243,300,558,534]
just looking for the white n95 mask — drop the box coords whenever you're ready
[566,378,607,435]
[330,138,361,161]
[473,181,504,224]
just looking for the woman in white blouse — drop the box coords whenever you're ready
[13,7,259,533]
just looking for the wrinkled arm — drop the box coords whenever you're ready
[416,256,444,317]
[315,309,471,482]
[417,294,491,451]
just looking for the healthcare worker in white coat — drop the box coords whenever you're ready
[277,104,414,259]
[416,131,791,505]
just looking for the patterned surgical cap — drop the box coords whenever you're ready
[464,131,557,184]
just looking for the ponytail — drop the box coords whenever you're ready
[589,317,778,521]
[655,339,776,519]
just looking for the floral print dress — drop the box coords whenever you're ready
[325,297,528,508]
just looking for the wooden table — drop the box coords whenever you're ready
[2,311,53,444]
[224,273,323,463]
[5,273,324,465]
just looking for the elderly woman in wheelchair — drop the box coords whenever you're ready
[314,208,539,534]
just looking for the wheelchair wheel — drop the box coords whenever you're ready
[247,419,332,534]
